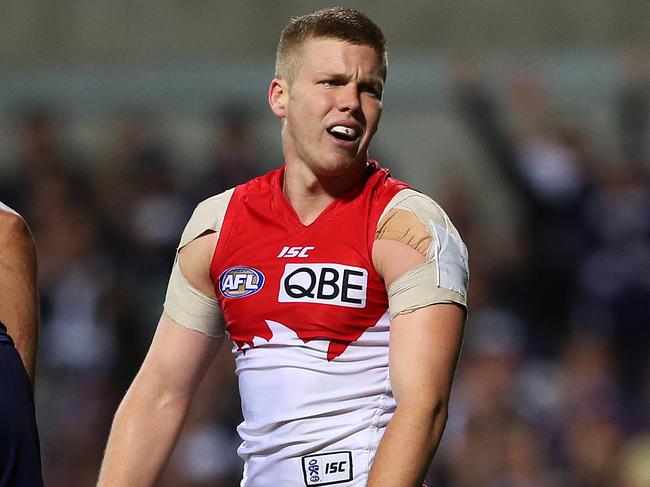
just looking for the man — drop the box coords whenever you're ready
[0,203,44,486]
[98,7,468,487]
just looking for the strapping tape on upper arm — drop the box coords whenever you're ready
[377,189,469,318]
[164,260,224,337]
[163,189,234,336]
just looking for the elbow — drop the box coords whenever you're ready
[427,398,449,429]
[396,394,450,430]
[125,372,192,416]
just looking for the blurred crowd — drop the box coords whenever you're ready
[0,55,649,486]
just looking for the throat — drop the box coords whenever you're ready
[281,161,370,224]
[286,191,335,226]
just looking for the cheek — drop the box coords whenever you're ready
[364,104,382,132]
[292,94,327,122]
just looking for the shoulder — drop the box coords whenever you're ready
[0,203,32,249]
[379,189,463,240]
[374,188,469,309]
[0,202,25,229]
[178,188,236,249]
[180,168,280,249]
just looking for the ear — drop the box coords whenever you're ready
[268,77,288,119]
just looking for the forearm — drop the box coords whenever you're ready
[367,401,448,487]
[98,379,192,486]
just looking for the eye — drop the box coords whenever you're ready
[361,84,383,99]
[319,78,344,87]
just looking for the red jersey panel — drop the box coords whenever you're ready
[210,162,408,361]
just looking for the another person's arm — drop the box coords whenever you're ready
[0,203,39,385]
[98,231,223,486]
[367,192,468,487]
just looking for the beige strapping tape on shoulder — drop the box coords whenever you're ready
[378,190,468,318]
[162,189,235,336]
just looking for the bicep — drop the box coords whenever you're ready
[163,229,225,337]
[374,240,464,405]
[134,312,223,399]
[177,232,219,297]
[372,191,469,406]
[0,208,37,289]
[372,238,424,288]
[389,304,465,406]
[0,208,38,331]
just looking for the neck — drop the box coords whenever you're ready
[282,162,368,225]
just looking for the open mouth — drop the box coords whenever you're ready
[327,125,360,142]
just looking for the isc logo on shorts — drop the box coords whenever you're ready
[278,263,367,308]
[301,451,353,486]
[219,266,265,298]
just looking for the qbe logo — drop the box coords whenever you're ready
[301,451,353,486]
[278,263,367,308]
[219,266,265,298]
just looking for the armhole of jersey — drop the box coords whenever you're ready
[177,188,235,293]
[366,177,411,262]
[209,186,244,286]
[376,188,419,227]
[372,188,420,278]
[178,188,236,252]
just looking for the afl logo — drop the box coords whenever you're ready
[219,266,265,298]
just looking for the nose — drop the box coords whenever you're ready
[336,83,361,113]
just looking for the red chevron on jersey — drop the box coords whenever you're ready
[210,161,408,360]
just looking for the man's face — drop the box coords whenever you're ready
[270,37,385,179]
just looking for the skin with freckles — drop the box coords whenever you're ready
[269,38,385,207]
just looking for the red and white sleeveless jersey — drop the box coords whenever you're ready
[211,162,408,486]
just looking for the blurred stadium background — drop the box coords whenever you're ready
[1,1,649,485]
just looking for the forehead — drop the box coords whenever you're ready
[295,37,384,78]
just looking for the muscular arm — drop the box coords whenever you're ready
[0,203,39,385]
[98,233,223,486]
[367,239,465,487]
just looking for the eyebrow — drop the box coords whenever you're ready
[316,71,383,80]
[315,72,384,84]
[359,80,384,93]
[315,72,348,80]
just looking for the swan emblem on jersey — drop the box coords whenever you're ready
[219,266,265,298]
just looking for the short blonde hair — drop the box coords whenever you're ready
[275,7,387,83]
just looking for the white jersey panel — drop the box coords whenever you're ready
[234,312,394,486]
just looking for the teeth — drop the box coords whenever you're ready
[329,125,357,138]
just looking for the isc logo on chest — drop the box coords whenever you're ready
[278,263,367,308]
[278,246,315,258]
